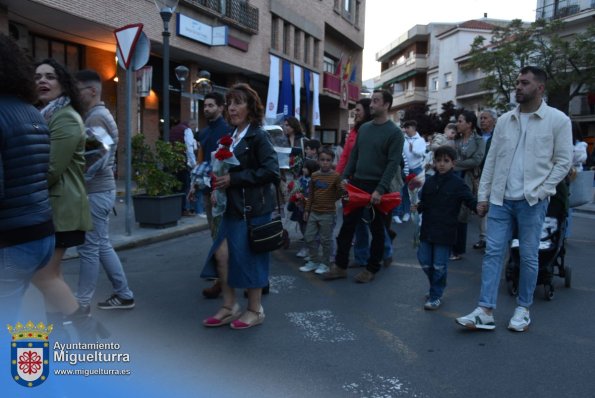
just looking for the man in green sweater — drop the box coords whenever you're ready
[324,89,404,283]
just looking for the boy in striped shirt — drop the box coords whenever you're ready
[299,147,343,274]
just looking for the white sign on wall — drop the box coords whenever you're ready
[176,13,227,46]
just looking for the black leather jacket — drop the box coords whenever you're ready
[0,95,54,247]
[226,125,280,219]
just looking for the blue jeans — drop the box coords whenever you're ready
[417,240,450,300]
[353,219,392,265]
[0,235,54,319]
[77,190,133,306]
[478,199,548,309]
[395,166,422,217]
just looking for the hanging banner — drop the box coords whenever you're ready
[312,72,320,126]
[293,65,302,121]
[279,60,293,117]
[265,55,280,120]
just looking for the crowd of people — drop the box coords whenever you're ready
[1,28,582,336]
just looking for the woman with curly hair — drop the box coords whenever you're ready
[30,58,102,340]
[201,83,280,330]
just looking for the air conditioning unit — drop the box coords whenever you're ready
[8,22,30,52]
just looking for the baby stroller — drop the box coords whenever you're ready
[505,182,571,301]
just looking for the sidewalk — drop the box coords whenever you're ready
[64,181,209,259]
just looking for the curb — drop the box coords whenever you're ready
[63,222,209,260]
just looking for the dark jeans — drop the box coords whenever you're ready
[335,180,388,273]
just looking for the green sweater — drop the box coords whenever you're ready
[342,119,404,194]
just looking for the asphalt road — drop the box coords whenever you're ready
[12,211,595,398]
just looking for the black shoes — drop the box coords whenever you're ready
[473,240,486,249]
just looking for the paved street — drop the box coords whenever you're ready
[11,208,593,398]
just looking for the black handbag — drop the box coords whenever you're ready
[245,185,286,253]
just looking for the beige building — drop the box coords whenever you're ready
[1,0,364,171]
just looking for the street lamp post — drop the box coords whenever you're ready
[174,65,189,121]
[154,0,179,142]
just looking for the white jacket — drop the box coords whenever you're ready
[478,100,572,206]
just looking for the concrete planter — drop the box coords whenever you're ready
[132,193,184,228]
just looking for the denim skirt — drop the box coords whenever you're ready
[200,212,271,289]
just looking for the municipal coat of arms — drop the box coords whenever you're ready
[7,321,52,387]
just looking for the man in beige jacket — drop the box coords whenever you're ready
[456,66,572,332]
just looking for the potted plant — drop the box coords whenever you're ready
[131,133,187,228]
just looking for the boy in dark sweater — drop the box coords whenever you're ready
[414,145,477,310]
[300,147,342,274]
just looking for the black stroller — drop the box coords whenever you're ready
[505,182,571,300]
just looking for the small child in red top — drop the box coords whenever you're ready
[300,147,343,274]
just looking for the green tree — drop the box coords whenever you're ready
[465,18,595,113]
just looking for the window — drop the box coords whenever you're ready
[343,0,353,21]
[444,72,453,88]
[355,0,361,28]
[271,17,279,51]
[32,35,82,70]
[431,77,439,91]
[294,29,301,60]
[323,55,336,74]
[344,0,351,13]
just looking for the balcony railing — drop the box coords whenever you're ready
[376,55,428,87]
[456,78,490,98]
[322,72,360,102]
[535,0,591,20]
[182,0,259,34]
[392,88,427,108]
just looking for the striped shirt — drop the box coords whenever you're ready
[305,171,342,213]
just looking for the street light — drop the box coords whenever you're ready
[175,65,189,121]
[193,70,213,95]
[154,0,179,141]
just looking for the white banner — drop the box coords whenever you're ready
[265,55,280,120]
[293,64,302,120]
[312,72,321,126]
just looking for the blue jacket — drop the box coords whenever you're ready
[198,116,231,163]
[417,170,477,246]
[0,96,54,247]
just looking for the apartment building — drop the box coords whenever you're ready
[373,19,510,123]
[536,0,595,139]
[0,0,364,171]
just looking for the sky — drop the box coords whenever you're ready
[362,0,537,80]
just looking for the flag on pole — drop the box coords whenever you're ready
[293,65,302,120]
[312,72,320,126]
[349,64,357,82]
[279,60,293,117]
[342,56,352,81]
[265,55,280,121]
[334,53,344,76]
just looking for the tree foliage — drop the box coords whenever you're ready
[465,18,595,113]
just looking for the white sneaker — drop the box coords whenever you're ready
[402,213,411,222]
[296,248,309,258]
[508,306,531,332]
[314,264,330,274]
[455,307,496,330]
[392,216,402,224]
[299,261,319,272]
